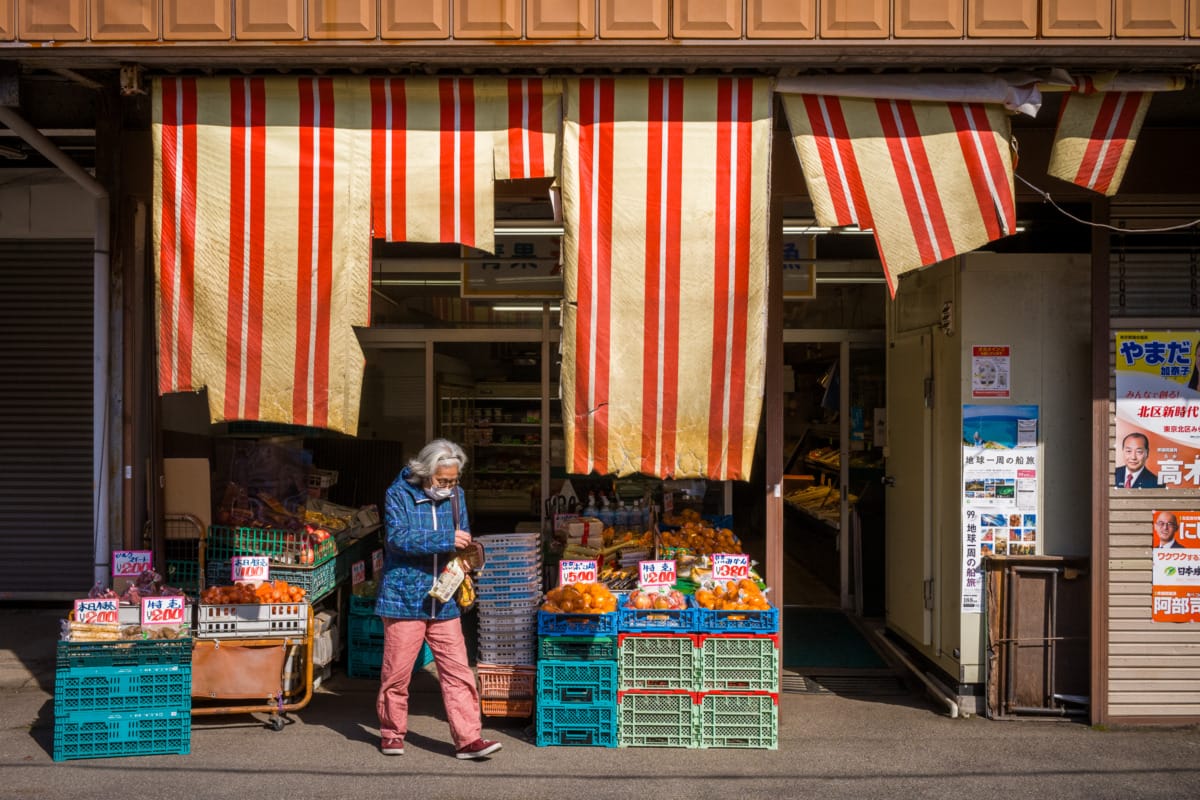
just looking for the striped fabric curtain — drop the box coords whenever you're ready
[1047,73,1184,197]
[781,95,1017,295]
[368,77,561,252]
[561,77,772,481]
[154,77,372,434]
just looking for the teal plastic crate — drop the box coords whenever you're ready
[617,633,697,691]
[53,708,190,761]
[347,641,432,680]
[538,635,617,662]
[207,558,337,604]
[349,594,377,616]
[618,690,698,748]
[696,633,780,692]
[696,692,778,750]
[537,660,617,705]
[349,613,384,640]
[165,559,200,593]
[536,703,617,747]
[56,638,192,671]
[55,664,191,713]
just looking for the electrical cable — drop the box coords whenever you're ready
[1015,173,1200,234]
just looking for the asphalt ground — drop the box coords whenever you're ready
[3,607,1200,800]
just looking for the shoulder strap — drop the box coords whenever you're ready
[450,487,462,530]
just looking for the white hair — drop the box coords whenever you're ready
[406,438,467,485]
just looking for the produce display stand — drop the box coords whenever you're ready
[192,526,316,731]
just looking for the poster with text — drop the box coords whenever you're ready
[961,405,1040,613]
[1151,509,1200,623]
[971,346,1011,398]
[1115,332,1200,490]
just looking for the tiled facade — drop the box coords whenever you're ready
[0,0,1194,43]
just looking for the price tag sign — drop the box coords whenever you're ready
[141,595,186,626]
[663,493,674,515]
[638,559,677,590]
[111,550,152,578]
[73,598,119,625]
[231,555,270,584]
[711,553,751,582]
[371,549,384,578]
[559,559,598,586]
[351,560,367,585]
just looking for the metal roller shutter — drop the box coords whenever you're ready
[0,239,94,598]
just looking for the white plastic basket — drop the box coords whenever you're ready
[196,602,308,639]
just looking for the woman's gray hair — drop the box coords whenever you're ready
[405,438,468,485]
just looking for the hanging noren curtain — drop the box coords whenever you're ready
[560,77,772,481]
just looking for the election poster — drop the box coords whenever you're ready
[1151,509,1200,623]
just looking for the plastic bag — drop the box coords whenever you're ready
[429,557,466,603]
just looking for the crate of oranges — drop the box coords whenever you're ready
[693,579,778,634]
[196,581,309,639]
[538,582,619,637]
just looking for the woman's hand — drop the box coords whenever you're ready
[454,529,472,550]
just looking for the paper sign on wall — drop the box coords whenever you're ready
[971,346,1011,398]
[371,549,384,578]
[351,561,367,585]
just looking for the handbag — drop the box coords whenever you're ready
[450,490,484,613]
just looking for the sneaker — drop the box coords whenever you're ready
[380,737,405,755]
[455,738,502,759]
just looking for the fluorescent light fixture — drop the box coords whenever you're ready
[494,226,565,236]
[489,303,559,311]
[375,278,461,287]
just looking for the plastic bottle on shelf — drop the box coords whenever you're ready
[584,492,598,517]
[597,494,614,530]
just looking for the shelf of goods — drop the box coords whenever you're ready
[53,638,193,761]
[345,593,433,680]
[475,532,542,718]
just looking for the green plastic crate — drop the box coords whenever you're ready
[617,633,697,691]
[207,558,337,604]
[56,638,192,671]
[165,560,200,593]
[696,692,778,750]
[538,636,617,662]
[205,525,336,567]
[536,703,617,747]
[696,634,780,692]
[53,708,190,761]
[618,690,698,748]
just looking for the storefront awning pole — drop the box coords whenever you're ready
[0,106,111,588]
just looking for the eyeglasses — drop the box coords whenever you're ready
[432,478,459,489]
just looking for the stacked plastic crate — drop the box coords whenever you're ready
[536,598,619,746]
[616,593,699,748]
[474,532,541,717]
[346,593,433,679]
[692,597,780,750]
[53,638,192,761]
[205,526,339,604]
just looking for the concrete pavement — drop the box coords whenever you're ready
[3,606,1200,800]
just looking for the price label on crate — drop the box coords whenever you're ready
[231,555,270,584]
[73,598,119,625]
[559,559,597,586]
[111,550,152,578]
[638,559,677,590]
[371,549,384,578]
[711,553,751,582]
[141,595,186,625]
[352,560,367,585]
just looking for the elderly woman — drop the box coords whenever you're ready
[375,438,501,760]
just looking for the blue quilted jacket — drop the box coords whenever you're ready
[375,467,468,621]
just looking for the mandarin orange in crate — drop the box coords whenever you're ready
[538,582,619,637]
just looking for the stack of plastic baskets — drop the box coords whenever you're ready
[53,638,192,761]
[347,594,432,679]
[474,532,541,717]
[536,600,619,747]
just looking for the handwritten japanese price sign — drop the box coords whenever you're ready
[638,559,677,590]
[371,549,384,578]
[231,555,270,584]
[351,560,367,585]
[559,559,597,586]
[711,553,751,582]
[111,550,152,578]
[73,598,119,625]
[141,595,186,625]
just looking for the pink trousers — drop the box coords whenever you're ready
[376,616,481,748]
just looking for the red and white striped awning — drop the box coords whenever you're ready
[781,93,1017,295]
[154,77,373,434]
[560,77,773,480]
[368,77,561,252]
[1046,73,1184,197]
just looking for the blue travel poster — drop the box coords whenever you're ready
[963,404,1039,449]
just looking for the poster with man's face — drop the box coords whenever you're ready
[1114,332,1200,490]
[1151,510,1200,623]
